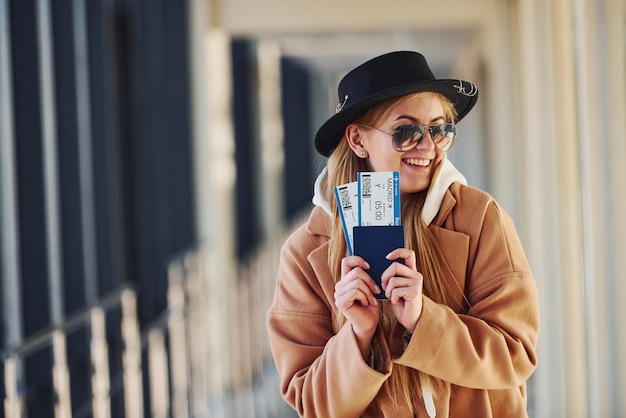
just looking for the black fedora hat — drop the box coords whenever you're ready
[314,51,479,157]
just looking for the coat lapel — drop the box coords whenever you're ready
[430,189,470,312]
[306,207,339,315]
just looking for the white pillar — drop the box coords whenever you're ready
[256,40,285,239]
[604,1,626,412]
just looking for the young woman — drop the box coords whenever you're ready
[267,51,539,417]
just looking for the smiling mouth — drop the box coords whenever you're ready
[403,158,432,167]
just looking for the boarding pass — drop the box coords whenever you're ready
[358,171,401,226]
[334,181,358,255]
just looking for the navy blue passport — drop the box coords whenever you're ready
[353,225,405,300]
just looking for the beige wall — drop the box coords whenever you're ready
[190,0,626,416]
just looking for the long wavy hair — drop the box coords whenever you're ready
[326,92,461,412]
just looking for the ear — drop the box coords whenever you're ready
[345,124,368,158]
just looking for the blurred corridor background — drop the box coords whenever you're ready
[0,0,625,417]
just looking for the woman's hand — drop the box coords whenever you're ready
[335,256,382,358]
[381,248,424,333]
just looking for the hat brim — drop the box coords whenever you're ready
[314,79,478,157]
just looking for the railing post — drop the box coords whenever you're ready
[90,307,111,418]
[185,251,210,417]
[148,329,170,418]
[3,356,23,418]
[121,289,143,418]
[52,331,71,418]
[168,262,190,418]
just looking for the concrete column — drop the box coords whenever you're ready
[572,0,626,415]
[510,0,577,415]
[604,1,626,412]
[188,0,236,261]
[256,40,285,240]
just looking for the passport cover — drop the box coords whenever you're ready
[353,225,405,300]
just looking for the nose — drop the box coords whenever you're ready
[415,128,435,151]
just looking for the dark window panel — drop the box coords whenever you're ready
[281,57,314,221]
[9,0,51,337]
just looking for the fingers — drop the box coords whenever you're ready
[339,251,421,306]
[380,249,422,302]
[376,249,424,332]
[385,275,422,303]
[341,255,370,275]
[336,256,381,308]
[386,248,416,269]
[335,275,378,308]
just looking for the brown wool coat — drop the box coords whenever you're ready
[267,183,540,417]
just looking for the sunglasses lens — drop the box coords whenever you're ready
[391,123,457,151]
[432,123,456,151]
[392,125,424,151]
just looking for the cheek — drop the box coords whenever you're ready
[364,148,403,172]
[366,156,401,173]
[433,151,445,168]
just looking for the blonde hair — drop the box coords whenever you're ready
[326,92,462,412]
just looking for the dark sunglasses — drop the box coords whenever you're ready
[360,123,457,152]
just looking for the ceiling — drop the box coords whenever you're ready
[212,0,487,78]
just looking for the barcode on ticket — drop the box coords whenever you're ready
[333,181,358,255]
[337,185,353,210]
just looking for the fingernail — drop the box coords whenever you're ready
[375,285,382,294]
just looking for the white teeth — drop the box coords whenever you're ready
[404,158,431,167]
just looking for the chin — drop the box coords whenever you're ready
[401,184,429,196]
[400,176,431,196]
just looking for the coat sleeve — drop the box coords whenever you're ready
[391,198,540,390]
[267,228,391,418]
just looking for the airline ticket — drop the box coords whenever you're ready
[334,181,358,255]
[358,171,400,226]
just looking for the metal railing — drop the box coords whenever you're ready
[168,241,287,418]
[2,220,295,418]
[1,220,299,417]
[2,285,142,418]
